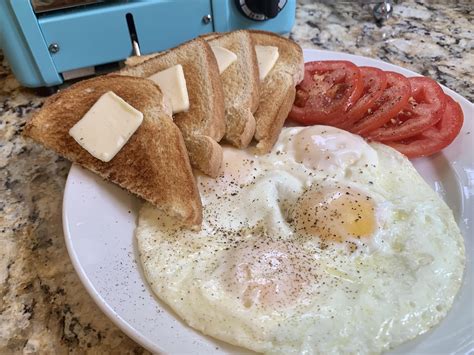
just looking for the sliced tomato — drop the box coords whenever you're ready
[387,95,464,158]
[288,61,364,125]
[367,77,446,142]
[348,72,411,135]
[334,67,387,128]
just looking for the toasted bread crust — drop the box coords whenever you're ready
[185,135,223,178]
[255,73,296,153]
[249,30,304,153]
[118,38,225,177]
[24,75,202,226]
[201,41,227,142]
[248,30,304,85]
[204,31,261,148]
[124,53,158,67]
[224,106,256,148]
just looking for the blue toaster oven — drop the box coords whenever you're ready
[0,0,296,88]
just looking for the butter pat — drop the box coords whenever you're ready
[69,91,143,162]
[255,45,279,80]
[211,46,237,74]
[148,65,189,114]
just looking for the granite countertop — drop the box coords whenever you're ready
[1,0,472,353]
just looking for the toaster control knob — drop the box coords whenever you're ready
[236,0,287,21]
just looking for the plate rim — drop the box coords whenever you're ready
[62,48,474,354]
[62,190,161,352]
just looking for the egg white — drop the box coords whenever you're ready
[136,126,465,354]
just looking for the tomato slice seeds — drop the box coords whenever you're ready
[367,77,446,142]
[350,72,411,135]
[334,67,387,128]
[288,60,464,159]
[288,61,363,125]
[386,95,464,158]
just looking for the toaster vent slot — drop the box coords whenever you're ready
[126,13,141,56]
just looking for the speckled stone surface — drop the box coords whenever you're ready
[0,1,472,353]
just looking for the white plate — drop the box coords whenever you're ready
[63,49,474,354]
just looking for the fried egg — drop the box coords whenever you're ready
[136,126,465,354]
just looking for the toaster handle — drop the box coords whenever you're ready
[0,1,62,87]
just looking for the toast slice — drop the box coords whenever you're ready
[125,53,157,67]
[249,30,304,153]
[203,30,260,148]
[24,75,202,226]
[118,38,225,177]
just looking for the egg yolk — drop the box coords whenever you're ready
[222,240,311,309]
[199,147,258,195]
[292,186,376,243]
[292,125,378,172]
